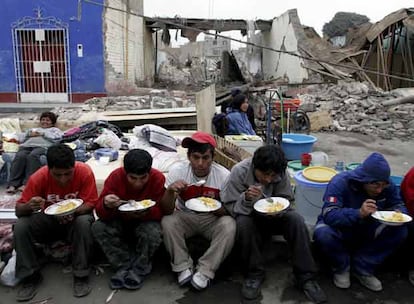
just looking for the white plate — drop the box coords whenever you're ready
[371,211,412,226]
[185,197,222,212]
[44,199,83,216]
[118,200,156,212]
[254,197,290,215]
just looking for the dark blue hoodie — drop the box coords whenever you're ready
[317,152,406,228]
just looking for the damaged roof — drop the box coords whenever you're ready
[145,17,273,32]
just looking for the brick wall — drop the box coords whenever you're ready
[104,0,150,92]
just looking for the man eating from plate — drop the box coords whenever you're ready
[13,144,98,301]
[313,152,408,292]
[92,149,173,290]
[161,131,235,290]
[220,144,326,304]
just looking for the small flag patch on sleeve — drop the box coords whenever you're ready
[328,196,337,203]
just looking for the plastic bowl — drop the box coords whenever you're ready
[281,134,317,160]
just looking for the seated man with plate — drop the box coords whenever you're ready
[313,152,408,292]
[220,145,326,304]
[92,149,173,290]
[161,131,235,290]
[14,144,98,301]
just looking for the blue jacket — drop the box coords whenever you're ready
[226,110,256,135]
[318,152,407,228]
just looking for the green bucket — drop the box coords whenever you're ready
[346,162,361,171]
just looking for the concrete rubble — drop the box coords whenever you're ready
[298,81,414,140]
[12,80,414,142]
[84,89,195,111]
[16,89,196,125]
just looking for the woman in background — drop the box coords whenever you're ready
[6,111,63,194]
[226,94,256,135]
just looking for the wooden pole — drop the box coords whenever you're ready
[377,35,389,91]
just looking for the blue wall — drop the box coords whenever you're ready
[0,0,105,94]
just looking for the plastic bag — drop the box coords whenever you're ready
[0,250,21,287]
[93,128,122,150]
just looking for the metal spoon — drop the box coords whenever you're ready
[188,180,206,187]
[119,199,135,206]
[262,192,274,203]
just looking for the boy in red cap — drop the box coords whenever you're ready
[161,131,235,290]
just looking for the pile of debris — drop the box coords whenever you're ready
[83,89,195,112]
[299,81,414,139]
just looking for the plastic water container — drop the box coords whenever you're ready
[293,170,328,227]
[281,134,317,160]
[93,148,119,162]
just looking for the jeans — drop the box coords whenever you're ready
[236,210,317,282]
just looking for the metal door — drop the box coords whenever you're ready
[13,20,71,103]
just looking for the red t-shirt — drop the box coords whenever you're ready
[18,162,98,209]
[95,167,166,221]
[402,167,414,215]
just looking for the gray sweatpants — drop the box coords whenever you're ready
[161,211,236,279]
[13,212,95,279]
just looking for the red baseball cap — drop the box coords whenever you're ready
[182,131,217,148]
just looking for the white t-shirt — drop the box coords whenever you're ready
[166,160,230,211]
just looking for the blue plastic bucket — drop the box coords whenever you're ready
[293,170,328,227]
[281,134,317,160]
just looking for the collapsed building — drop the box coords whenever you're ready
[1,1,413,139]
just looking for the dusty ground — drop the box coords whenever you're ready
[0,131,413,303]
[311,131,413,176]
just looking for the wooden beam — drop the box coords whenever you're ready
[377,36,389,90]
[350,58,377,88]
[145,17,272,32]
[303,65,342,80]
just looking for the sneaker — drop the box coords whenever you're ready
[302,280,327,304]
[353,274,382,291]
[241,277,264,300]
[333,271,350,289]
[409,270,414,286]
[191,272,210,290]
[178,268,193,286]
[16,272,43,302]
[73,276,91,297]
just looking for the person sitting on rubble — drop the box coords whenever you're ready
[6,111,63,194]
[313,152,408,292]
[220,144,326,303]
[161,131,236,290]
[92,149,174,290]
[401,166,414,286]
[226,94,256,136]
[13,144,98,301]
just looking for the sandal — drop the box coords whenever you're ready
[124,269,144,290]
[109,269,128,290]
[6,186,17,194]
[73,276,91,297]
